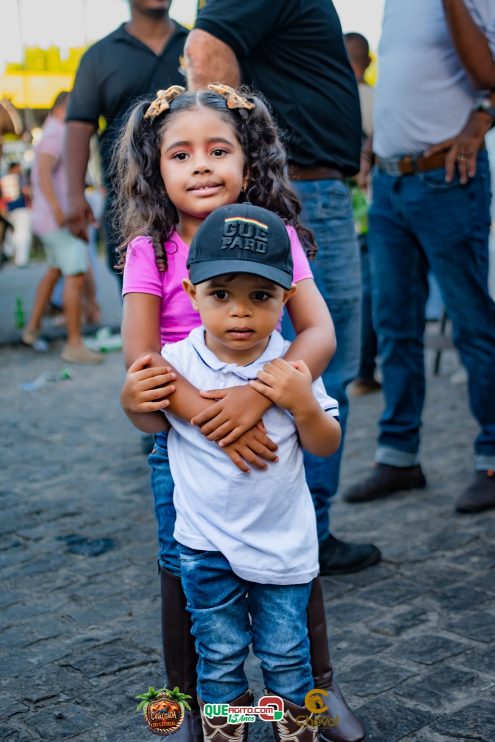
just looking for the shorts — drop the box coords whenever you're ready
[42,228,89,276]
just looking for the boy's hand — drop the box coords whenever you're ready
[121,354,176,414]
[249,358,314,416]
[191,384,272,445]
[221,421,279,473]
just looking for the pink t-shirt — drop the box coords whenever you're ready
[123,227,313,345]
[31,116,66,237]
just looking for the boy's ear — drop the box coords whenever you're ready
[282,285,297,305]
[182,279,199,309]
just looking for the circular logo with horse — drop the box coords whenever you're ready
[136,686,192,736]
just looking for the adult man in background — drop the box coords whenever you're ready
[344,0,495,514]
[65,0,187,284]
[185,0,381,578]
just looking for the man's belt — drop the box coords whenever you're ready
[375,152,448,176]
[288,164,345,181]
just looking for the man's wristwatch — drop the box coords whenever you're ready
[473,96,495,123]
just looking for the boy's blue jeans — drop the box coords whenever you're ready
[178,545,314,704]
[369,152,495,470]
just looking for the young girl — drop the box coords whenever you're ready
[116,86,364,742]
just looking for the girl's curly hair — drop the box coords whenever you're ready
[112,87,316,271]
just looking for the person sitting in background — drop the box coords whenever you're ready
[22,91,102,364]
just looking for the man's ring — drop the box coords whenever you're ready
[457,152,467,160]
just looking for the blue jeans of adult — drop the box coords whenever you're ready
[358,233,378,380]
[368,151,495,471]
[148,431,181,576]
[178,545,313,704]
[284,179,361,541]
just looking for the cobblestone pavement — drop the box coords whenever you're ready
[1,342,494,741]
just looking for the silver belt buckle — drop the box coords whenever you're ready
[377,158,402,176]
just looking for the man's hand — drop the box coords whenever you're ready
[53,204,66,228]
[65,193,95,241]
[249,358,314,416]
[191,384,272,445]
[423,110,492,184]
[221,421,279,473]
[120,354,176,414]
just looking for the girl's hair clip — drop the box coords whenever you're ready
[207,84,255,111]
[144,85,186,119]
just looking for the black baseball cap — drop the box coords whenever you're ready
[187,204,294,289]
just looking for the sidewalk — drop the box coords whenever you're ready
[0,307,494,739]
[0,255,122,346]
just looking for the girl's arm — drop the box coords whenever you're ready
[191,278,335,444]
[122,292,230,420]
[283,278,336,377]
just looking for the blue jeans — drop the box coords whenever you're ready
[369,152,495,470]
[178,545,313,704]
[358,234,378,380]
[148,432,180,576]
[286,179,361,540]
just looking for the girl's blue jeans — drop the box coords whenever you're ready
[178,544,313,704]
[148,431,181,576]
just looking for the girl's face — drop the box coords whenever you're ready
[160,107,246,234]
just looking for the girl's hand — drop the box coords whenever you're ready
[121,354,177,414]
[221,421,279,473]
[249,358,313,416]
[191,384,272,446]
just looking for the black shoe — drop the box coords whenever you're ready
[141,433,155,456]
[319,534,381,576]
[343,463,426,503]
[455,470,495,514]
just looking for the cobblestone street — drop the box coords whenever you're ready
[1,338,494,741]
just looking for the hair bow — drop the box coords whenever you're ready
[207,84,255,111]
[144,85,186,120]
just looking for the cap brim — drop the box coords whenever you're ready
[189,260,293,289]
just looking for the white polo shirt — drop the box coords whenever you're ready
[163,327,339,585]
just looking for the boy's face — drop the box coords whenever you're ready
[183,273,295,365]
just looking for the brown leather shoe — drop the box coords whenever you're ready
[307,579,366,742]
[455,470,495,513]
[343,463,426,503]
[351,377,381,396]
[198,690,252,742]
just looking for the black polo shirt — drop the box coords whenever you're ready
[195,0,361,175]
[67,22,187,181]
